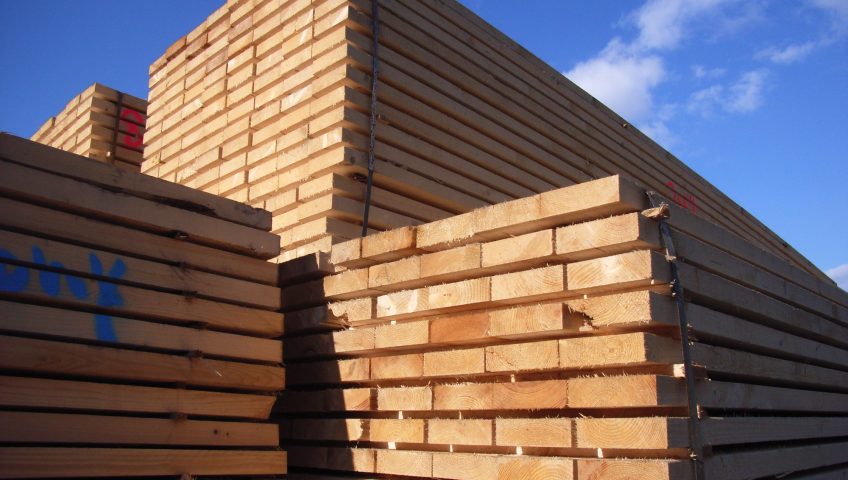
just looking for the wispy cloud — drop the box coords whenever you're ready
[692,64,727,79]
[565,40,665,120]
[810,0,848,28]
[641,103,678,146]
[564,0,743,145]
[629,0,732,51]
[756,42,818,64]
[727,69,768,112]
[826,263,848,291]
[755,1,848,65]
[688,85,724,117]
[687,69,769,116]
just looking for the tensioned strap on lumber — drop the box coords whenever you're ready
[645,191,705,480]
[361,0,381,237]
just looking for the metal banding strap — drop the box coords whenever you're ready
[110,91,125,165]
[646,191,705,480]
[361,0,380,237]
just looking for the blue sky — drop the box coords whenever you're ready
[1,0,846,287]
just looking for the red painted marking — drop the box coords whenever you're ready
[665,181,699,214]
[119,108,145,148]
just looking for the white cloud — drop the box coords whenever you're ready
[727,69,768,112]
[640,103,678,146]
[826,263,848,290]
[631,0,732,51]
[810,0,848,25]
[687,70,768,116]
[566,40,665,120]
[565,0,769,143]
[756,42,818,64]
[688,85,724,117]
[693,64,726,79]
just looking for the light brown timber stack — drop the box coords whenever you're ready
[31,83,147,171]
[277,176,848,480]
[141,0,832,285]
[0,134,287,478]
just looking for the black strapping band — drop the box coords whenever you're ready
[646,191,705,480]
[361,0,380,237]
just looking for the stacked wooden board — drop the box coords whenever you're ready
[141,0,830,284]
[0,134,287,478]
[31,83,147,171]
[276,175,848,480]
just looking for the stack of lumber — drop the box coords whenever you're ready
[276,175,848,480]
[0,134,287,478]
[31,83,147,171]
[140,0,829,284]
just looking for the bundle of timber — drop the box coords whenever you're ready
[0,134,287,478]
[277,175,848,480]
[31,83,147,171]
[141,0,830,285]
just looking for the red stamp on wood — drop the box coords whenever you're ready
[665,181,698,214]
[119,107,145,148]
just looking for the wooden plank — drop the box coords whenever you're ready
[574,417,687,450]
[0,336,284,391]
[370,418,425,443]
[556,212,660,261]
[485,339,559,372]
[428,419,492,446]
[0,198,277,284]
[0,159,279,258]
[697,381,848,412]
[0,411,279,446]
[419,243,481,280]
[566,250,670,293]
[559,333,681,369]
[286,357,369,386]
[678,263,848,348]
[376,449,432,477]
[0,301,282,363]
[701,417,848,446]
[378,385,432,410]
[0,448,286,478]
[673,228,847,324]
[703,441,848,480]
[0,228,280,310]
[286,445,375,473]
[480,229,552,267]
[490,264,564,302]
[288,418,365,442]
[495,418,572,448]
[433,379,567,410]
[664,202,848,308]
[278,251,334,283]
[428,276,490,310]
[575,458,691,480]
[361,225,419,261]
[432,452,573,480]
[564,290,676,328]
[0,260,283,338]
[567,375,686,408]
[0,376,274,419]
[692,343,848,392]
[329,237,366,268]
[688,304,848,371]
[416,175,646,252]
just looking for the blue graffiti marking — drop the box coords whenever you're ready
[32,246,62,296]
[89,253,126,342]
[0,246,126,342]
[0,249,30,292]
